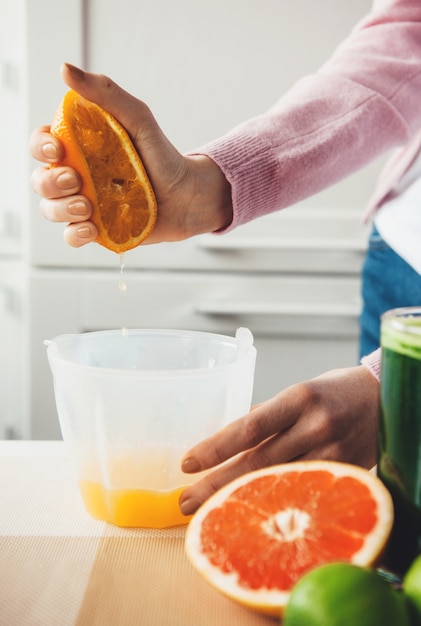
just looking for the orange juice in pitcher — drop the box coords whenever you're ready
[78,447,195,528]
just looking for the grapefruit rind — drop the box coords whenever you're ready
[184,461,394,617]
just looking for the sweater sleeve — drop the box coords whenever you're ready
[192,0,421,231]
[361,348,382,381]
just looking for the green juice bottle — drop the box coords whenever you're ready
[379,307,421,574]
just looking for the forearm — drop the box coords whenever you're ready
[194,0,421,230]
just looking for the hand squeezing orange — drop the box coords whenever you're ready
[50,90,157,253]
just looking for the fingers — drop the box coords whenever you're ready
[181,393,301,474]
[31,165,81,200]
[179,424,311,516]
[31,159,96,247]
[39,194,91,222]
[178,380,331,516]
[179,367,381,515]
[178,394,306,517]
[63,221,98,247]
[29,126,63,163]
[178,404,338,517]
[38,194,97,247]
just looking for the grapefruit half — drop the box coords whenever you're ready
[185,461,394,617]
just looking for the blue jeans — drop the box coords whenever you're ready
[359,224,421,359]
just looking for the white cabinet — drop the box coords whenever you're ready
[0,264,26,438]
[1,0,381,439]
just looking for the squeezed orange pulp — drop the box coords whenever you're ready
[78,479,190,528]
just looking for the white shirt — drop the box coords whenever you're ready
[374,151,421,275]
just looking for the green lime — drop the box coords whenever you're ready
[403,554,421,623]
[283,562,411,626]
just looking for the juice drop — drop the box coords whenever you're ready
[119,253,127,293]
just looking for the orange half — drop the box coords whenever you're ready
[50,90,157,253]
[185,461,394,617]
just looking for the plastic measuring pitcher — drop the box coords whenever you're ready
[45,327,256,528]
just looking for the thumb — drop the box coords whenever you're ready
[60,63,158,144]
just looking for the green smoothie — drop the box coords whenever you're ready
[379,308,421,574]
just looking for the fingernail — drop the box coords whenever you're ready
[179,497,201,516]
[68,200,88,217]
[41,142,58,160]
[64,63,85,81]
[181,456,202,473]
[77,226,93,239]
[56,171,78,190]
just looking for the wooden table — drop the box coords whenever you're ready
[0,441,275,625]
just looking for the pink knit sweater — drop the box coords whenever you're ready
[196,0,421,381]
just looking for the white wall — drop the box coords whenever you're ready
[86,0,383,204]
[0,0,385,438]
[28,0,385,269]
